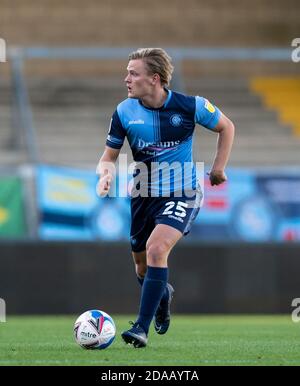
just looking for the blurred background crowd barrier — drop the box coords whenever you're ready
[0,0,300,313]
[3,164,298,243]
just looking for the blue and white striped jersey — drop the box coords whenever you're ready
[106,90,221,195]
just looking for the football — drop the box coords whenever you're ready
[73,309,116,349]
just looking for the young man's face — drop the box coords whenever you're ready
[125,59,155,99]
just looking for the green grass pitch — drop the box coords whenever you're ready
[0,315,299,366]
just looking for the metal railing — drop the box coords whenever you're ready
[9,48,39,164]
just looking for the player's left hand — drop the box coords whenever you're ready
[207,169,227,186]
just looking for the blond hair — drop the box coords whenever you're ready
[128,48,174,87]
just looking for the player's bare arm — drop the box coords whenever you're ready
[96,146,120,197]
[209,113,235,186]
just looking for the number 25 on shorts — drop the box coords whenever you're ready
[162,201,188,218]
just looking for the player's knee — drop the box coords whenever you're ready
[146,241,169,265]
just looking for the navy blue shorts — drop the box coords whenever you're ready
[130,188,202,252]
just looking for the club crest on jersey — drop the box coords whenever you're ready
[170,114,183,127]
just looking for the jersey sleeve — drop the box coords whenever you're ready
[194,96,221,130]
[106,110,126,149]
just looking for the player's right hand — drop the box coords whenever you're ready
[96,174,112,197]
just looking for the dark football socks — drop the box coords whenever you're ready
[137,275,144,287]
[137,272,169,306]
[136,266,168,334]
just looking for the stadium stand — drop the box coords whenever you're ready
[0,80,27,165]
[0,0,299,47]
[251,77,300,136]
[2,72,300,167]
[188,78,300,166]
[1,72,298,167]
[0,0,299,167]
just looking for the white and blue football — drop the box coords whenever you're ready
[74,309,116,349]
